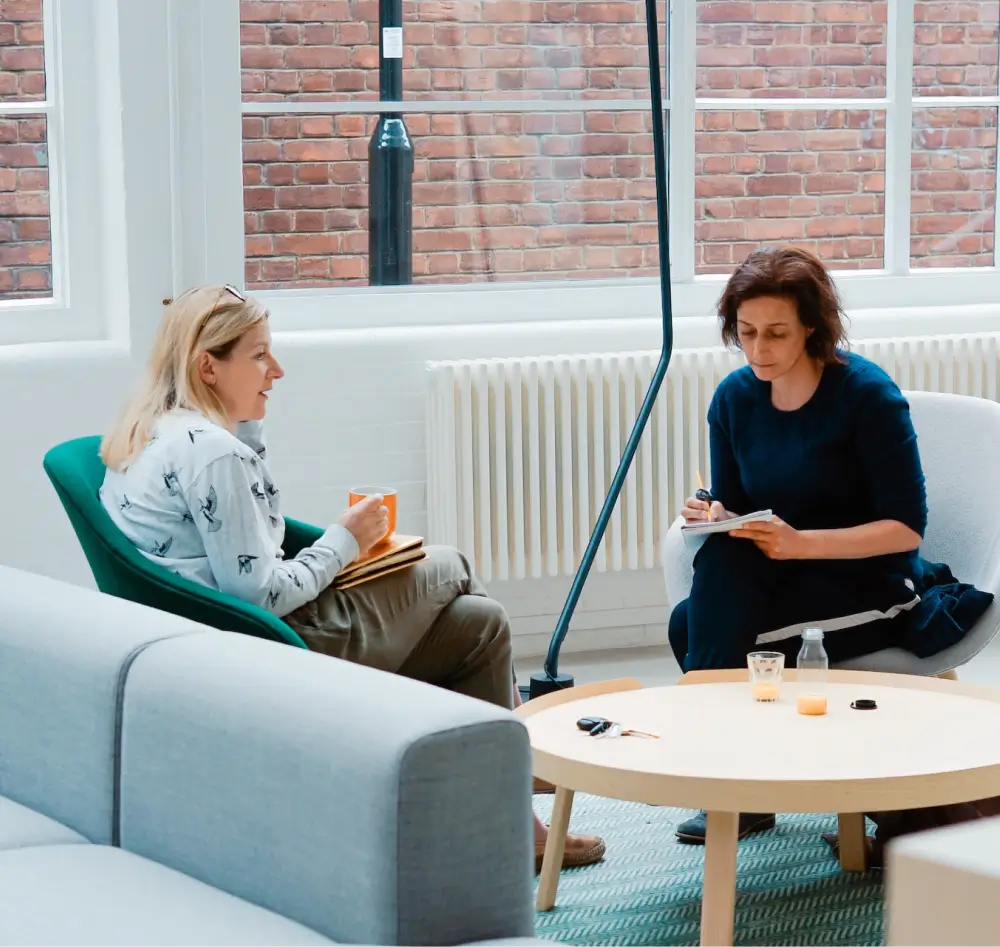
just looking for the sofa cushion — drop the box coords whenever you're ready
[0,795,88,851]
[0,565,204,843]
[0,845,334,945]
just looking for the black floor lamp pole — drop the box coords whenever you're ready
[528,0,675,699]
[368,0,413,286]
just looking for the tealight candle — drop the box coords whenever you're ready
[797,693,828,716]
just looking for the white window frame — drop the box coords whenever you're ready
[185,0,1000,333]
[0,0,119,345]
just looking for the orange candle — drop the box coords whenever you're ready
[752,682,779,702]
[797,693,828,716]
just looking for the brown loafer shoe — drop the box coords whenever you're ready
[534,833,606,873]
[533,776,555,794]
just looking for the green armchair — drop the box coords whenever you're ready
[43,435,321,648]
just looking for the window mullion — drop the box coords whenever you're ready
[885,0,916,276]
[42,0,65,303]
[239,99,665,116]
[668,0,695,283]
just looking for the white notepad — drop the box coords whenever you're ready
[680,509,774,535]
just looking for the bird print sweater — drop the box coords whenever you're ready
[100,409,357,617]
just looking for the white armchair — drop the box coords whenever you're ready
[661,390,1000,675]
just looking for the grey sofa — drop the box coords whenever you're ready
[0,564,544,945]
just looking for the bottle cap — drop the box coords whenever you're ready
[803,627,824,640]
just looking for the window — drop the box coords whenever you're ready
[910,2,998,268]
[0,0,111,345]
[693,2,888,274]
[240,1,667,289]
[227,0,1000,318]
[0,0,51,301]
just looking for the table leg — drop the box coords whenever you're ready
[701,810,739,947]
[838,812,868,872]
[536,786,575,911]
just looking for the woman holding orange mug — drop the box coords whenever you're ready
[348,486,397,544]
[98,285,605,873]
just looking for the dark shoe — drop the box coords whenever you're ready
[820,832,881,869]
[675,811,776,844]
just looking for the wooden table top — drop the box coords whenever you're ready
[522,670,1000,813]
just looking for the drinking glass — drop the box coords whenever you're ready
[748,651,784,702]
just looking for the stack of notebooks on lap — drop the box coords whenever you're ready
[334,534,426,590]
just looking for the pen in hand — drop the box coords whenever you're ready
[696,471,713,522]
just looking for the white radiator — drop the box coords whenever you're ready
[425,333,1000,581]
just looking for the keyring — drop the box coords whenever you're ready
[588,720,616,736]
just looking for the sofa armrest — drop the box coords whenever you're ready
[118,632,534,946]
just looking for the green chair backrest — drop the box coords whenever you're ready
[43,435,308,648]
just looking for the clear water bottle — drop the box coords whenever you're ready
[797,628,829,689]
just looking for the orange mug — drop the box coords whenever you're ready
[348,486,397,545]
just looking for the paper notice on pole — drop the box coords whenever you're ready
[382,27,403,58]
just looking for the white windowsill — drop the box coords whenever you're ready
[1,300,999,364]
[258,268,1000,338]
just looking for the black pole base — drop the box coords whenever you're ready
[527,671,575,701]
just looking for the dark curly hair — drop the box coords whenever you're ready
[717,246,848,364]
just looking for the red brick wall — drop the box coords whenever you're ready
[244,109,659,284]
[241,0,999,289]
[241,1,663,287]
[910,2,999,267]
[695,108,886,274]
[0,0,49,301]
[693,2,886,273]
[240,0,659,102]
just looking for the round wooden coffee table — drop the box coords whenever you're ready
[517,669,1000,947]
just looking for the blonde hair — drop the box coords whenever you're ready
[101,285,269,470]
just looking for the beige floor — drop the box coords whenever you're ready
[514,637,1000,691]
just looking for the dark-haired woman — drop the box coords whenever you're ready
[669,246,992,843]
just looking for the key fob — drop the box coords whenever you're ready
[588,720,615,736]
[576,716,607,731]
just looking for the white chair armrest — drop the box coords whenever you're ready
[661,515,698,608]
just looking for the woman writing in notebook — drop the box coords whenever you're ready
[99,285,605,872]
[669,246,992,844]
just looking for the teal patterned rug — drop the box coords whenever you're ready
[532,794,883,946]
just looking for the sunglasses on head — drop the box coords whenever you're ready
[201,284,247,326]
[214,283,246,307]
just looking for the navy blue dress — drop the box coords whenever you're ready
[669,352,992,671]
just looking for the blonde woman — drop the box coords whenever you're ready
[100,284,605,872]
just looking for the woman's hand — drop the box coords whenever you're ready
[337,494,390,556]
[731,517,812,560]
[734,519,921,560]
[681,496,729,523]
